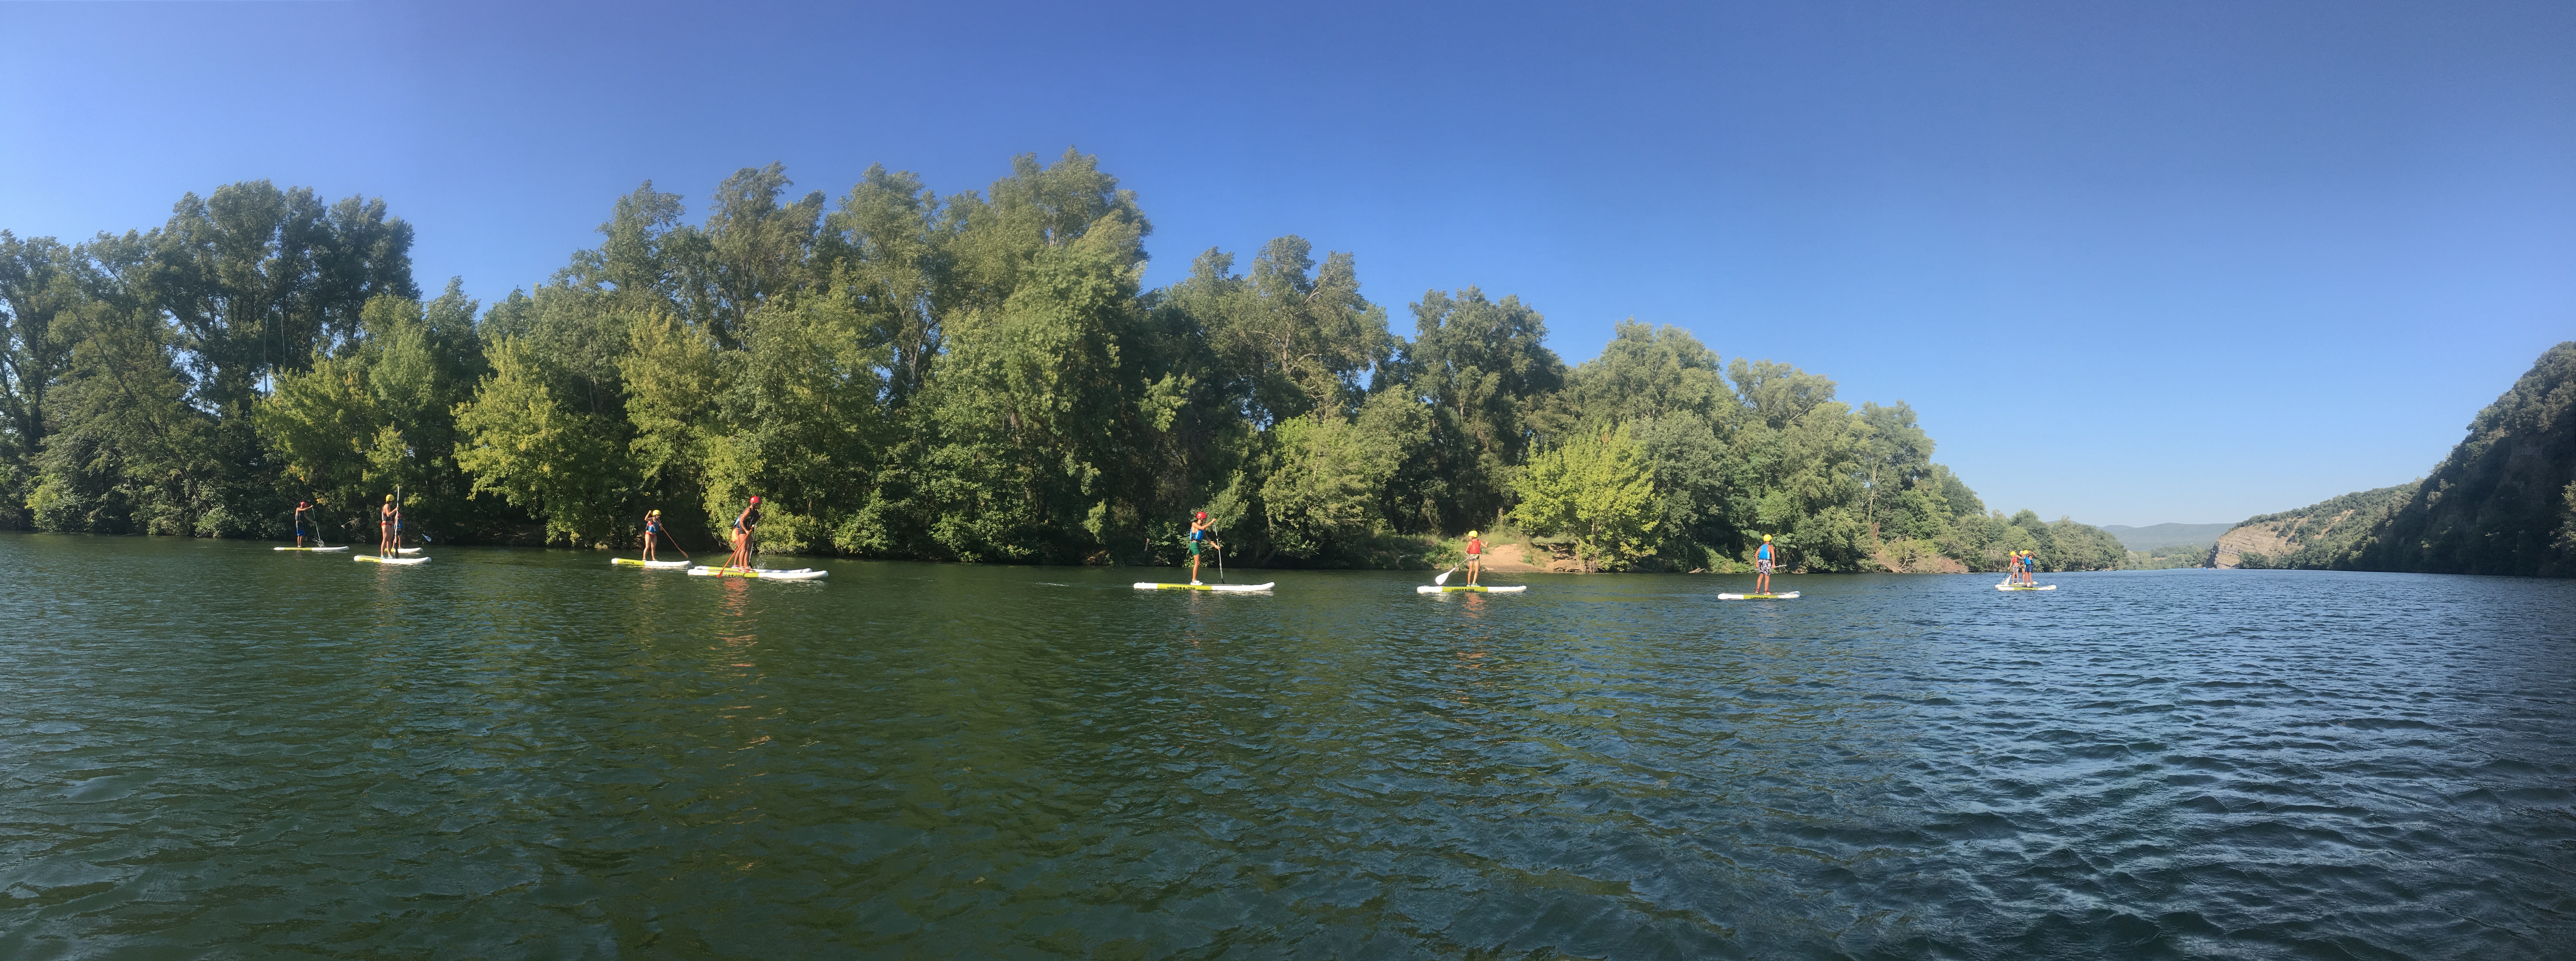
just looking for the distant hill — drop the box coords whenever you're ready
[2099,522,2234,551]
[2213,483,2418,569]
[2214,341,2576,577]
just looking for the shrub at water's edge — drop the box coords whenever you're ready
[2213,341,2576,578]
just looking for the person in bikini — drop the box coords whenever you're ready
[379,495,398,557]
[1755,534,1776,595]
[728,497,761,570]
[1186,511,1214,584]
[641,509,665,561]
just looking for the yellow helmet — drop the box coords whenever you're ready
[385,494,394,502]
[1763,534,1772,541]
[1466,530,1479,538]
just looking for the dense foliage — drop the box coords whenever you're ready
[2223,341,2576,577]
[2128,543,2212,570]
[1,153,2126,571]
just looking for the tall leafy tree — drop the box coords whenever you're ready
[0,232,83,526]
[1397,287,1562,531]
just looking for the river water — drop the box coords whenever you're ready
[2,533,2570,959]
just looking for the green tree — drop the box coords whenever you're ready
[453,335,634,546]
[0,232,83,527]
[1512,423,1658,570]
[1396,287,1563,532]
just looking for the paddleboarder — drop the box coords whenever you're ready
[2020,549,2038,587]
[379,495,399,558]
[1754,534,1776,595]
[728,496,761,570]
[641,509,665,561]
[293,500,316,548]
[1462,530,1485,586]
[1186,511,1215,585]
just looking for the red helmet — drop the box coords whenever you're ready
[1194,511,1207,520]
[750,496,761,504]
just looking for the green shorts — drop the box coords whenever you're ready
[1185,540,1202,556]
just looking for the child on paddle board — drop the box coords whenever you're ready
[1186,511,1214,585]
[1463,530,1485,586]
[728,497,761,570]
[379,495,398,557]
[1754,535,1776,595]
[2020,549,2038,587]
[294,500,315,547]
[642,509,664,561]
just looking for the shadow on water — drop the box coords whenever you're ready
[2,533,2572,958]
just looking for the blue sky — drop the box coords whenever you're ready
[4,1,2569,527]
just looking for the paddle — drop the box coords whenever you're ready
[1434,565,1457,586]
[1214,540,1227,584]
[662,529,688,560]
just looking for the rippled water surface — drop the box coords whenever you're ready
[4,533,2573,959]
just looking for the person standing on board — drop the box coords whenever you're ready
[379,495,399,558]
[1754,534,1777,595]
[641,509,665,561]
[1185,511,1214,585]
[1462,530,1485,586]
[728,497,762,570]
[2022,549,2040,587]
[293,500,316,548]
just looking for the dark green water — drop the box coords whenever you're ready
[4,533,2572,959]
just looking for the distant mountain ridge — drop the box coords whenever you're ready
[2214,341,2576,577]
[2099,523,2234,551]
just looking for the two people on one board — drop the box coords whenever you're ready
[728,497,762,570]
[2010,548,2037,586]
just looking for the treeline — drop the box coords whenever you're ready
[2222,341,2576,577]
[0,150,2124,572]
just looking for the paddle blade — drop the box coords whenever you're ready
[1435,566,1455,585]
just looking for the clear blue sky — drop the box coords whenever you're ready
[5,1,2569,527]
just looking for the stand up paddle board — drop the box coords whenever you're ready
[688,566,826,580]
[1996,584,2057,591]
[1717,591,1798,600]
[355,555,429,565]
[274,546,349,552]
[1416,585,1525,593]
[613,558,690,569]
[1134,582,1274,592]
